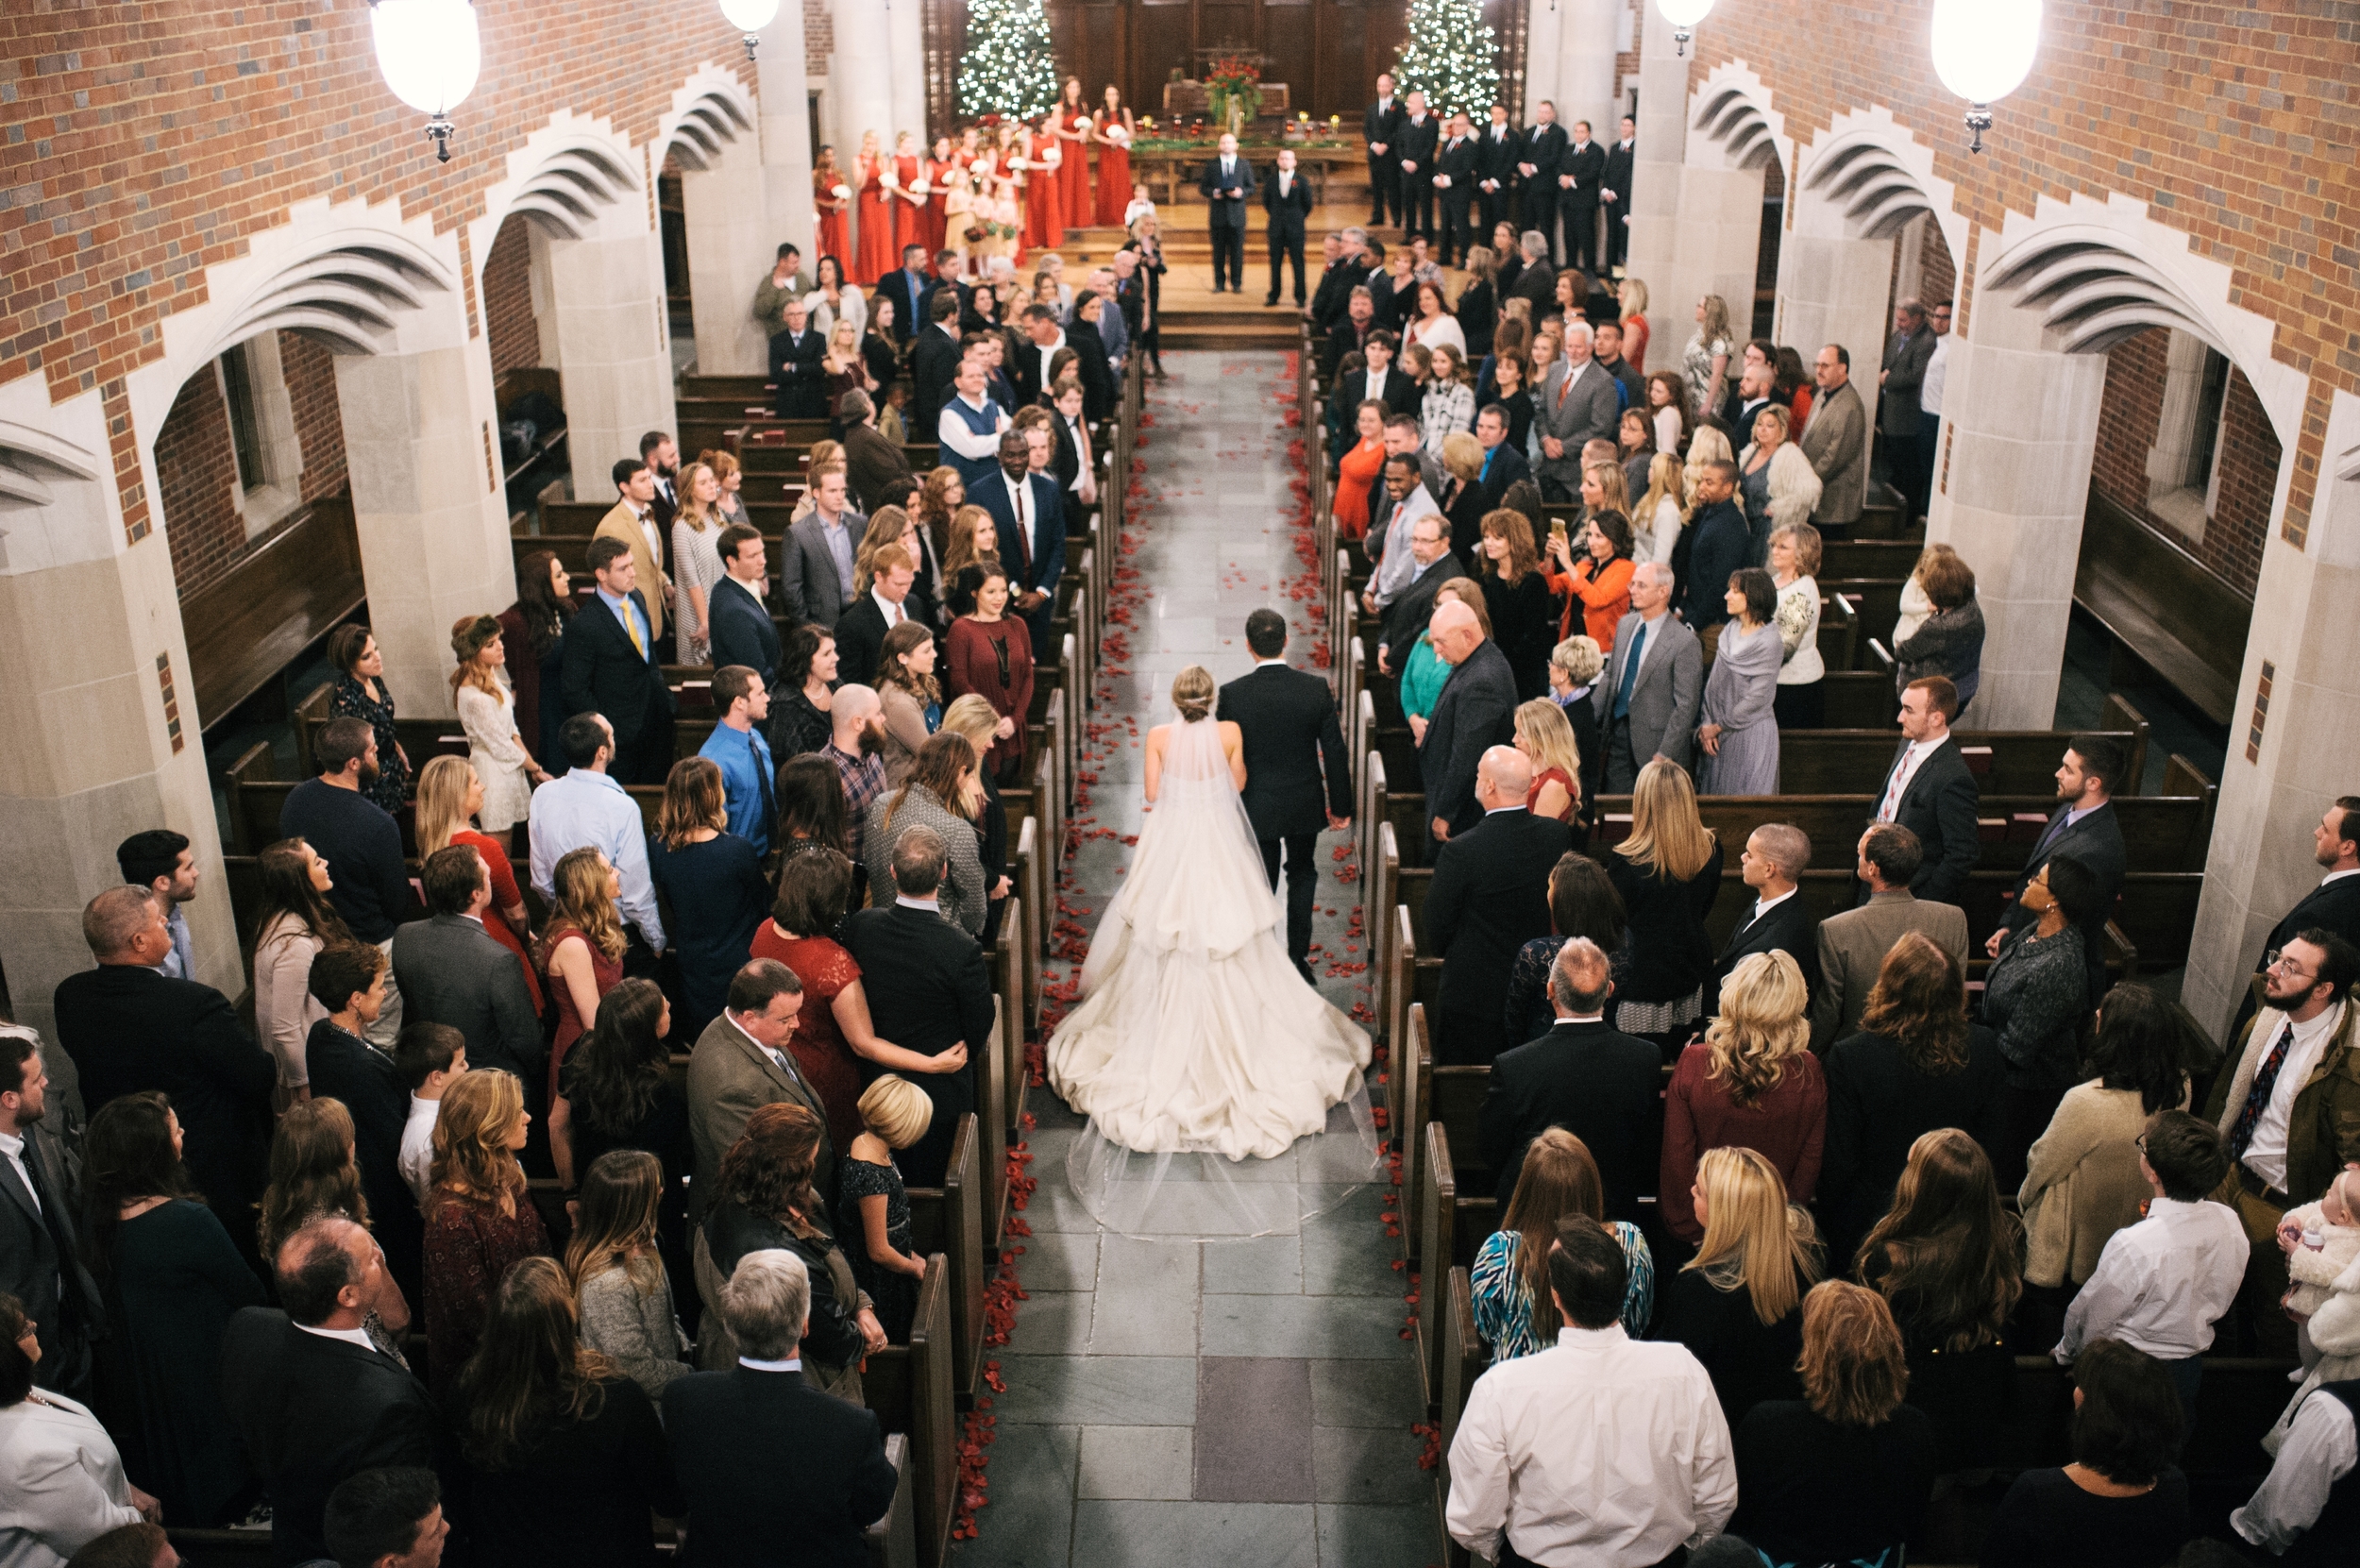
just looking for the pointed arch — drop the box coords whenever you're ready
[190,227,456,362]
[1690,65,1790,176]
[657,72,758,174]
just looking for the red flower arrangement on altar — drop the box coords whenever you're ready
[1205,56,1263,129]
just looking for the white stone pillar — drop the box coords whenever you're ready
[1521,3,1562,125]
[1919,273,2105,729]
[2183,387,2360,1034]
[1555,0,1622,143]
[0,384,243,1028]
[334,287,520,715]
[1625,6,1715,362]
[1775,230,1891,408]
[831,0,897,265]
[542,190,679,504]
[885,0,929,149]
[759,0,818,263]
[684,129,779,376]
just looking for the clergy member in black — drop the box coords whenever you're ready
[1220,610,1354,984]
[1423,747,1575,1067]
[1199,132,1257,294]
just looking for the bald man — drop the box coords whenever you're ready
[1419,599,1522,846]
[1422,745,1576,1065]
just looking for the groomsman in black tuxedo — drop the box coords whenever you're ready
[1364,73,1406,226]
[1395,91,1441,242]
[1559,119,1608,274]
[1199,133,1257,294]
[1263,148,1314,308]
[1220,610,1354,984]
[1477,103,1520,237]
[1603,115,1637,271]
[1517,101,1569,244]
[1434,111,1480,267]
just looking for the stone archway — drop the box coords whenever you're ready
[658,74,775,378]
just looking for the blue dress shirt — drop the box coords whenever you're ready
[699,722,776,854]
[526,767,666,951]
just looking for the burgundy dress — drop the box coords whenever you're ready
[749,922,867,1157]
[945,615,1036,778]
[1658,1043,1829,1244]
[421,1190,551,1402]
[543,928,623,1104]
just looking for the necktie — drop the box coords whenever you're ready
[2229,1019,2300,1164]
[1612,620,1648,720]
[1878,747,1918,822]
[2031,807,2072,859]
[752,734,776,830]
[622,601,647,658]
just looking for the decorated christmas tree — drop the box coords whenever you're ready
[958,0,1060,122]
[1392,0,1500,121]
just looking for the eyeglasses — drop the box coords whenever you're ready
[2265,950,2318,983]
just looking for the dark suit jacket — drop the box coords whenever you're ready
[1880,327,1937,434]
[832,595,892,689]
[1219,664,1352,842]
[51,965,273,1224]
[1434,134,1479,199]
[844,903,995,1188]
[1507,260,1557,310]
[1420,638,1522,837]
[1312,256,1374,331]
[910,321,965,432]
[1396,114,1440,175]
[1478,124,1522,188]
[879,268,931,343]
[391,914,546,1084]
[1872,735,1981,905]
[665,1365,899,1568]
[1475,441,1531,514]
[2001,800,2128,998]
[1560,139,1607,202]
[1263,166,1315,238]
[303,1020,422,1295]
[560,589,676,760]
[767,327,829,419]
[972,467,1066,640]
[1365,99,1406,159]
[1604,139,1636,208]
[708,575,783,686]
[1681,500,1752,629]
[1339,366,1418,424]
[1479,1019,1663,1218]
[844,421,919,514]
[1198,153,1257,228]
[1380,555,1454,679]
[1519,123,1568,187]
[0,1121,100,1386]
[220,1307,440,1566]
[1426,808,1575,1027]
[1014,329,1114,423]
[1711,890,1822,1005]
[1325,317,1374,379]
[2268,873,2360,955]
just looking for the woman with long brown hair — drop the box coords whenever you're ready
[1503,852,1628,1044]
[1607,758,1725,1049]
[250,835,351,1102]
[943,560,1034,782]
[548,976,682,1217]
[1660,1145,1825,1425]
[669,460,726,666]
[873,619,943,786]
[941,502,999,584]
[447,614,546,836]
[1475,507,1553,699]
[501,548,574,767]
[1660,950,1827,1247]
[423,1071,550,1403]
[1470,1128,1656,1357]
[539,846,626,1102]
[257,1097,372,1264]
[459,1256,683,1568]
[1855,1127,2024,1474]
[414,753,544,1016]
[1819,931,2006,1263]
[566,1150,692,1405]
[647,756,767,1042]
[862,732,988,936]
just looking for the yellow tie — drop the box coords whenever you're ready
[622,602,646,658]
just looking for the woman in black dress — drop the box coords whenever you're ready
[645,758,769,1043]
[1605,759,1725,1052]
[83,1091,265,1526]
[1980,1339,2191,1568]
[1455,246,1499,361]
[1475,506,1554,699]
[500,548,573,770]
[326,622,411,813]
[554,978,694,1328]
[458,1257,684,1568]
[1655,1145,1823,1427]
[769,622,838,762]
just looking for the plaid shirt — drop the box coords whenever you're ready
[826,742,887,862]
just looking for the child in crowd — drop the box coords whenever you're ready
[1122,181,1155,231]
[2282,1169,2360,1353]
[837,1074,932,1344]
[396,1025,469,1207]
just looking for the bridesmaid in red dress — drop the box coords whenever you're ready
[1055,77,1095,227]
[854,130,897,284]
[538,845,626,1105]
[1019,123,1061,255]
[813,144,852,271]
[750,849,973,1156]
[891,132,925,260]
[1095,84,1136,228]
[920,137,954,258]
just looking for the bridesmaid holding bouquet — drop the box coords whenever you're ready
[1095,85,1136,228]
[920,136,955,258]
[1054,77,1094,226]
[890,131,926,259]
[813,144,851,264]
[853,130,897,284]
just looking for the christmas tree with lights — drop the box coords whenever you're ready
[1393,0,1500,121]
[958,0,1060,122]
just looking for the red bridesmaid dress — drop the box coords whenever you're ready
[1096,118,1134,228]
[1058,108,1093,225]
[854,153,897,284]
[919,157,951,257]
[892,153,924,258]
[815,167,851,272]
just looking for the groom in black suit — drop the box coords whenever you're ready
[1219,610,1354,984]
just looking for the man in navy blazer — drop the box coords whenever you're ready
[1990,735,2129,1002]
[1865,676,1981,906]
[1474,403,1531,513]
[972,429,1064,657]
[561,535,677,784]
[879,246,931,344]
[1425,748,1575,1065]
[707,523,782,686]
[1478,938,1660,1219]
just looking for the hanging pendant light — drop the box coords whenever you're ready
[368,0,481,162]
[719,0,780,61]
[1930,0,2042,153]
[1657,0,1715,58]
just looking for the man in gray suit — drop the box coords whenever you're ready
[390,846,544,1089]
[1801,344,1868,530]
[1590,562,1702,791]
[1879,300,1937,521]
[1811,823,1969,1050]
[777,466,865,632]
[686,958,834,1221]
[1532,320,1622,501]
[1421,600,1521,845]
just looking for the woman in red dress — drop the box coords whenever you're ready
[943,563,1036,782]
[1055,77,1094,226]
[890,131,925,260]
[853,130,897,284]
[1095,84,1136,228]
[1020,123,1063,254]
[538,845,625,1105]
[919,136,954,258]
[420,1070,551,1405]
[750,849,974,1156]
[813,144,852,268]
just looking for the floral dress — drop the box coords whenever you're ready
[1682,332,1731,422]
[837,1152,919,1343]
[330,672,410,813]
[1471,1222,1655,1358]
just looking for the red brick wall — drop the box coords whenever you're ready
[280,331,346,504]
[807,0,834,68]
[482,217,540,378]
[1917,218,1955,312]
[2089,328,2169,527]
[153,365,244,599]
[2206,369,2279,596]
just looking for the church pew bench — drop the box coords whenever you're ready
[1368,818,1401,1042]
[996,895,1028,1138]
[980,997,1010,1252]
[1415,1119,1499,1406]
[184,497,368,733]
[1821,537,1928,580]
[860,1254,957,1568]
[904,1115,986,1405]
[1815,589,1861,677]
[1822,577,1907,649]
[2076,488,2250,727]
[1437,1266,1490,1568]
[1820,668,1901,729]
[1774,717,2148,800]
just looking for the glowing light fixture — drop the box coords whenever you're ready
[1657,0,1715,58]
[720,0,781,61]
[368,0,481,163]
[1930,0,2042,153]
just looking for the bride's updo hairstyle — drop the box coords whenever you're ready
[1172,666,1216,723]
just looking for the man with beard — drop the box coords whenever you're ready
[822,684,892,876]
[279,717,426,1046]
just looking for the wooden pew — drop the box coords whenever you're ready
[860,1254,957,1568]
[1436,1266,1490,1568]
[1822,577,1906,649]
[1816,589,1860,675]
[996,896,1028,1137]
[1775,715,2148,800]
[903,1115,986,1403]
[182,497,366,732]
[1416,1118,1498,1407]
[982,997,1010,1252]
[1821,538,1927,580]
[2075,486,2250,725]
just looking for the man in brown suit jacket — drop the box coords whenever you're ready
[1801,345,1869,531]
[1810,823,1969,1051]
[840,389,919,514]
[685,959,834,1219]
[593,455,670,644]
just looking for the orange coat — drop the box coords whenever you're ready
[1544,552,1635,647]
[1334,436,1386,539]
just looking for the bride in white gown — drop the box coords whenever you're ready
[1047,666,1379,1227]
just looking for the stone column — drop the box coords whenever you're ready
[541,193,679,503]
[1553,0,1622,145]
[1625,6,1715,360]
[831,0,897,267]
[758,0,818,263]
[1521,3,1562,125]
[2183,386,2360,1035]
[1919,273,2105,728]
[683,129,779,376]
[333,286,520,715]
[886,0,929,150]
[1775,229,1892,408]
[0,388,243,1028]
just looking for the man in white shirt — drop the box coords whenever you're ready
[936,356,1012,488]
[2233,1377,2360,1558]
[1449,1216,1737,1565]
[2204,929,2360,1358]
[2055,1110,2247,1418]
[528,714,666,952]
[395,1029,467,1207]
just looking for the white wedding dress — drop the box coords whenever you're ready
[1046,701,1379,1232]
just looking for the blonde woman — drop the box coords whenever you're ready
[1768,522,1827,729]
[414,754,543,1016]
[670,460,727,666]
[837,1074,934,1342]
[1683,292,1735,420]
[1618,277,1651,373]
[820,318,868,428]
[1512,698,1583,828]
[447,615,543,833]
[567,1148,692,1405]
[862,732,987,936]
[1662,949,1826,1244]
[1737,404,1823,544]
[1683,422,1734,502]
[1633,449,1690,569]
[1470,1128,1655,1357]
[539,846,626,1101]
[422,1070,551,1402]
[1660,1144,1825,1425]
[1607,757,1725,1044]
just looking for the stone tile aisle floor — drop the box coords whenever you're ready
[952,352,1441,1568]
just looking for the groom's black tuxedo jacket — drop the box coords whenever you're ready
[1219,663,1353,841]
